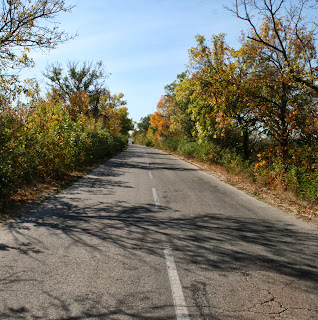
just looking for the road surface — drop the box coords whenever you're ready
[0,142,317,319]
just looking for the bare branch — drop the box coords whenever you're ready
[0,0,75,72]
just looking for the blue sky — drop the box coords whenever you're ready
[23,0,248,123]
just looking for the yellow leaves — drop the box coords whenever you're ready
[104,108,122,135]
[66,91,89,120]
[69,91,89,110]
[194,34,206,44]
[100,104,132,135]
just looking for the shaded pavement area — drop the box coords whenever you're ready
[0,145,317,319]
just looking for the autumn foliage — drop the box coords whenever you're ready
[0,95,129,198]
[134,1,318,204]
[0,3,134,205]
[0,63,133,198]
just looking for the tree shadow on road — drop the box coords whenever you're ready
[4,195,318,282]
[1,145,317,319]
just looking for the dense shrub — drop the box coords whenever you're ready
[0,101,127,196]
[177,140,201,157]
[160,136,179,152]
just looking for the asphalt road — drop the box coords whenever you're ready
[0,142,317,320]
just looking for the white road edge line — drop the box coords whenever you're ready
[164,244,190,320]
[149,172,153,179]
[152,187,160,206]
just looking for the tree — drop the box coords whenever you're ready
[0,0,74,97]
[44,61,109,119]
[229,0,318,92]
[117,107,134,135]
[231,0,318,158]
[163,72,195,138]
[98,91,131,134]
[179,34,258,159]
[137,114,151,133]
[149,92,178,142]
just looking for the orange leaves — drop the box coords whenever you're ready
[149,95,177,140]
[150,112,169,138]
[157,95,175,117]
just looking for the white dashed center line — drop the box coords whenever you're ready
[152,187,160,207]
[147,149,190,319]
[164,244,190,320]
[144,151,149,166]
[151,185,190,319]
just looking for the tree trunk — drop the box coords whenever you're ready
[242,126,250,161]
[279,83,289,162]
